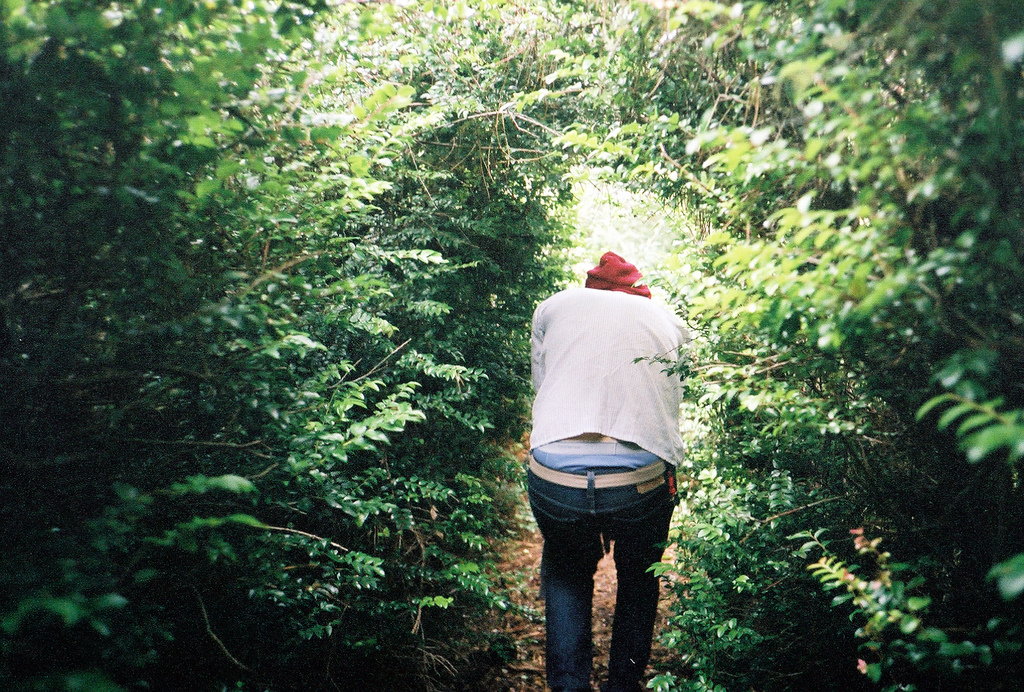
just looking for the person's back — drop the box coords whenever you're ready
[530,286,685,464]
[528,252,688,692]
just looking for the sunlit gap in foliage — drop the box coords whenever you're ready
[569,167,683,284]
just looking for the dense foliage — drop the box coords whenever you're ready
[4,0,1024,691]
[1,2,575,690]
[542,1,1024,690]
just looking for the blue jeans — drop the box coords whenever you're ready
[528,465,674,692]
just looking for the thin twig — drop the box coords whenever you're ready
[262,524,349,553]
[247,463,279,480]
[739,496,844,544]
[236,252,323,297]
[659,143,715,195]
[125,438,266,449]
[338,338,412,385]
[193,587,251,671]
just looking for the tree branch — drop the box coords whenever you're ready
[739,496,844,544]
[194,587,251,672]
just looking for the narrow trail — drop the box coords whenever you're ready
[467,519,680,692]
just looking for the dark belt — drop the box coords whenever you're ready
[528,455,666,494]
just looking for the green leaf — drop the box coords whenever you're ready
[224,513,268,528]
[937,402,975,430]
[906,596,931,611]
[195,178,221,199]
[61,672,126,692]
[206,475,257,493]
[963,424,1022,463]
[916,394,959,421]
[988,553,1024,600]
[170,474,256,495]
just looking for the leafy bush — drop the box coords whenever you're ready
[654,1,1024,689]
[650,462,870,692]
[532,0,1024,689]
[807,528,1023,692]
[1,1,574,690]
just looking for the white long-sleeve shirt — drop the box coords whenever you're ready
[530,287,689,465]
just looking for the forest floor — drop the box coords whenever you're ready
[453,509,682,692]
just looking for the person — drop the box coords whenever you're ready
[528,251,689,692]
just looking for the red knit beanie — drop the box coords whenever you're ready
[585,251,652,298]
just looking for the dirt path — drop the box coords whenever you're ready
[465,521,679,692]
